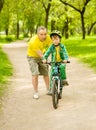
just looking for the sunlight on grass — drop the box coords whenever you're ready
[0,35,15,44]
[62,36,96,72]
[0,34,24,45]
[0,47,13,97]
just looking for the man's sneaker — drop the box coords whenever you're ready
[33,93,39,99]
[61,80,69,86]
[46,90,52,96]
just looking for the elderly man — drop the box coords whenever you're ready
[27,26,52,99]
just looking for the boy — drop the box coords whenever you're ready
[42,30,69,90]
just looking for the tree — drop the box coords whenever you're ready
[0,0,11,36]
[60,0,91,39]
[85,0,96,35]
[22,0,44,36]
[49,1,73,38]
[0,0,4,12]
[38,0,52,28]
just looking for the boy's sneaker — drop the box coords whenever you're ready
[46,90,52,96]
[62,80,69,86]
[33,93,39,99]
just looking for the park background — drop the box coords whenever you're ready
[0,0,96,98]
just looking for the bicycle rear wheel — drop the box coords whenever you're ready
[52,79,59,109]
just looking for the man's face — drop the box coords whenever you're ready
[37,29,47,42]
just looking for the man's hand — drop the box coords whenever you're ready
[36,50,43,58]
[42,59,47,64]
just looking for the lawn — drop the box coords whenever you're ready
[0,44,13,98]
[0,35,24,98]
[63,36,96,72]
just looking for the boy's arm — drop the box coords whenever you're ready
[62,45,69,60]
[43,44,53,60]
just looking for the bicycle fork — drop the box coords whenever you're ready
[53,76,60,94]
[58,79,60,93]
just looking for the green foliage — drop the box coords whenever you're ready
[0,35,15,44]
[0,47,13,97]
[63,36,96,71]
[5,37,13,42]
[0,0,96,38]
[0,47,13,83]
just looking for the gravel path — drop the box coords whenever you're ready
[0,40,96,130]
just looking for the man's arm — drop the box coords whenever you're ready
[36,50,43,58]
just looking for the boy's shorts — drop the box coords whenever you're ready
[27,56,49,76]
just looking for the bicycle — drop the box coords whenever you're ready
[47,61,70,109]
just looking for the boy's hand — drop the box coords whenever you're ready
[62,60,67,63]
[42,59,47,64]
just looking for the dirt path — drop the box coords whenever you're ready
[0,40,96,130]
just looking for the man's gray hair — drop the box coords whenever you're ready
[37,26,47,34]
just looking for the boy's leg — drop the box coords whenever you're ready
[60,64,69,86]
[60,64,66,80]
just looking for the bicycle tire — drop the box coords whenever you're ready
[52,79,59,109]
[58,89,62,99]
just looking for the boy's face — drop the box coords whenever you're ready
[51,35,60,46]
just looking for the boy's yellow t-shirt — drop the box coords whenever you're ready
[27,35,52,57]
[55,46,61,62]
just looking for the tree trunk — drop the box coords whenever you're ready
[45,11,48,28]
[93,28,96,34]
[81,13,85,39]
[16,22,19,39]
[42,0,52,29]
[0,0,4,12]
[64,17,69,39]
[30,29,33,37]
[51,20,55,31]
[5,28,8,36]
[87,22,96,35]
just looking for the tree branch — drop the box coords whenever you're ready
[41,0,46,10]
[41,0,52,12]
[60,0,81,13]
[88,21,96,35]
[85,0,91,6]
[82,0,91,13]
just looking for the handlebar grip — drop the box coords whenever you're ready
[67,61,70,63]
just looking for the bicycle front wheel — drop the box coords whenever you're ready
[52,79,59,109]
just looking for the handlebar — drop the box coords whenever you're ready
[44,61,70,65]
[66,61,70,63]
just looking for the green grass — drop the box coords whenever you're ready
[0,35,15,45]
[63,36,96,72]
[0,47,13,98]
[0,34,24,99]
[0,34,24,45]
